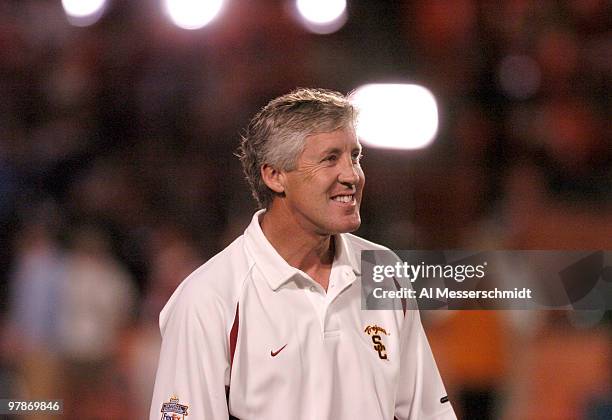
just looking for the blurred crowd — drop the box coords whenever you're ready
[0,0,610,419]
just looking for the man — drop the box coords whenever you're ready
[150,88,456,419]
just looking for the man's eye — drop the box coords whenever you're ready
[352,153,363,162]
[325,155,338,162]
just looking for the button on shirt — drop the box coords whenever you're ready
[150,210,456,420]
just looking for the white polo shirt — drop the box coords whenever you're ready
[150,211,456,420]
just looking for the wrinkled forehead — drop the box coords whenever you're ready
[303,118,357,140]
[301,127,361,154]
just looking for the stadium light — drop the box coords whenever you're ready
[163,0,225,30]
[62,0,107,27]
[295,0,347,34]
[350,84,439,150]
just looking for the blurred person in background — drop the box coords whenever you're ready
[149,88,456,420]
[6,217,64,409]
[56,224,135,418]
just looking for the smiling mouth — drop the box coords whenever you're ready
[331,194,355,204]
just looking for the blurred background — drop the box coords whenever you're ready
[0,0,610,419]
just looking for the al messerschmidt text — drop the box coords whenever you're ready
[373,287,532,299]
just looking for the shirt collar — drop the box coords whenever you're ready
[243,210,361,291]
[333,230,361,276]
[243,210,300,291]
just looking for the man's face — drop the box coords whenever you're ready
[280,127,365,235]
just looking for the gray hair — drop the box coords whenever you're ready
[238,88,357,209]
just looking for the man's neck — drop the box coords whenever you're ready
[260,203,334,289]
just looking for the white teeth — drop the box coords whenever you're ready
[332,195,353,203]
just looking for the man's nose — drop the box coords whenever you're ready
[338,157,360,185]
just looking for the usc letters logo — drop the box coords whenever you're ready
[364,324,390,360]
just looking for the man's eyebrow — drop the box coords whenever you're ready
[319,145,362,155]
[319,147,343,155]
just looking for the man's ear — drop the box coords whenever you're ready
[261,164,286,193]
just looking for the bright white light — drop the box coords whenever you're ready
[297,0,346,24]
[295,0,347,34]
[350,84,439,150]
[163,0,225,30]
[62,0,107,26]
[62,0,106,17]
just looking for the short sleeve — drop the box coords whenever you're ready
[149,291,230,420]
[394,309,457,420]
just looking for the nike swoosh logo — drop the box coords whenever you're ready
[270,344,287,357]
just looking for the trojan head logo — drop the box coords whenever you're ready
[364,324,389,360]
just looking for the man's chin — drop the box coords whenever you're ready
[334,216,361,234]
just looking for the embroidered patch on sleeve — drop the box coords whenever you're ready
[160,396,189,420]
